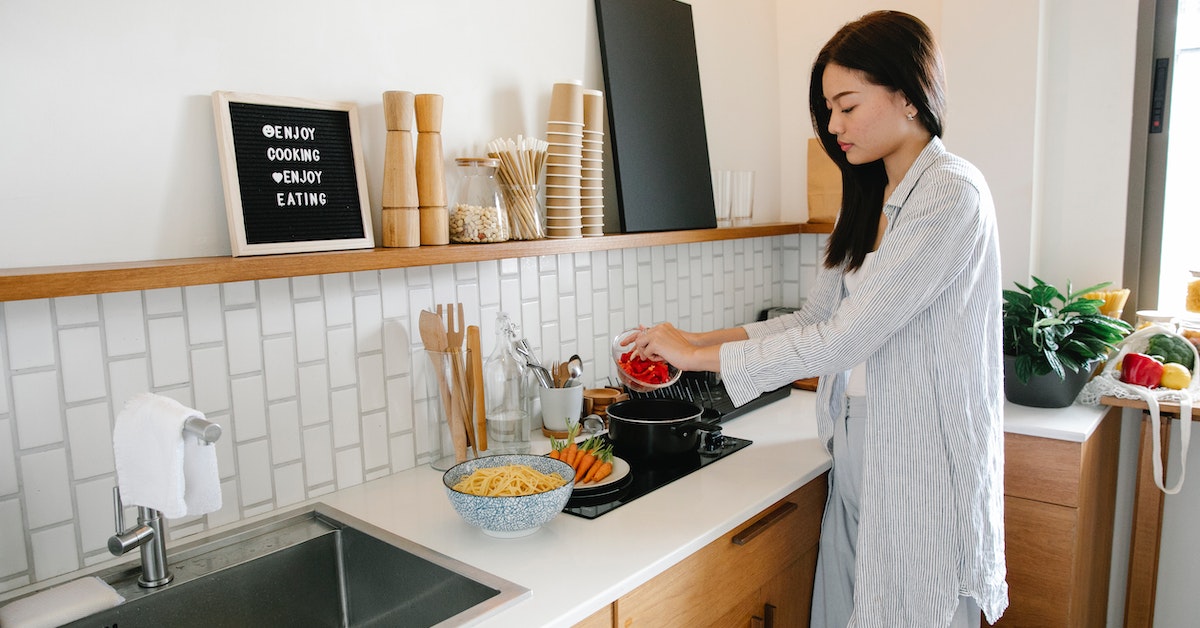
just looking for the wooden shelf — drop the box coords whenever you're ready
[0,223,811,301]
[1101,395,1200,419]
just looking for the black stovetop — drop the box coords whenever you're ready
[562,374,789,519]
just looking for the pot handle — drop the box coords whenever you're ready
[669,419,709,439]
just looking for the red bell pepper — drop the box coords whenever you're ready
[1121,352,1165,389]
[619,350,670,384]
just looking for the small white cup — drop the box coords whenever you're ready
[538,381,585,431]
[731,170,755,226]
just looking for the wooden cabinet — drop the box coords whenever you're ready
[599,475,827,628]
[996,407,1121,627]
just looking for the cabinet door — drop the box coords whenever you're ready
[574,603,614,628]
[616,475,827,627]
[994,496,1076,627]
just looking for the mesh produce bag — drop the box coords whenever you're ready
[1079,324,1200,494]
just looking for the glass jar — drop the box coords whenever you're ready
[1187,270,1200,314]
[483,313,530,454]
[449,157,509,243]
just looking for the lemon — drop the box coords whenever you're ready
[1159,363,1191,390]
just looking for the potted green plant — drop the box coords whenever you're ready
[1002,277,1133,407]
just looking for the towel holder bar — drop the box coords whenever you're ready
[182,417,221,445]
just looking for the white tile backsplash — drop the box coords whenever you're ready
[100,292,145,357]
[302,425,334,487]
[148,316,189,387]
[184,285,223,344]
[262,336,297,401]
[75,476,116,554]
[12,371,63,449]
[190,346,230,414]
[143,288,183,316]
[258,278,294,336]
[4,300,54,370]
[58,327,106,403]
[297,364,330,426]
[224,308,262,375]
[0,499,29,579]
[235,440,272,507]
[30,524,77,581]
[267,401,301,464]
[0,235,810,591]
[0,420,15,496]
[20,449,72,528]
[53,295,99,326]
[65,402,115,480]
[229,376,267,441]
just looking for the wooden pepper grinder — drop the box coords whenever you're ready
[415,93,448,245]
[381,91,420,248]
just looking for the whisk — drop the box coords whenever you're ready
[487,135,547,240]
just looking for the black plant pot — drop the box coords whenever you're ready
[1003,355,1096,408]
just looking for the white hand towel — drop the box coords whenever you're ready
[0,576,124,628]
[112,393,221,519]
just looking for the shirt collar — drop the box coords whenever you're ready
[883,136,945,219]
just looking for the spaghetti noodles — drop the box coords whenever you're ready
[451,464,567,497]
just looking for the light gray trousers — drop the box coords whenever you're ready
[810,397,981,628]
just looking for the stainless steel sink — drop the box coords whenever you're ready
[60,503,528,627]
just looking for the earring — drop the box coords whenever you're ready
[906,112,915,121]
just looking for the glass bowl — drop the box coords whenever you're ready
[611,328,682,393]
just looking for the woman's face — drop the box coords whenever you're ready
[822,63,917,167]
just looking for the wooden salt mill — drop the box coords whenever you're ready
[381,91,420,248]
[415,93,448,245]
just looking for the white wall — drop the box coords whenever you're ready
[0,0,782,269]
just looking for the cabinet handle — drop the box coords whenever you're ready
[750,603,777,628]
[732,501,797,546]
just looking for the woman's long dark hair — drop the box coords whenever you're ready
[809,11,946,271]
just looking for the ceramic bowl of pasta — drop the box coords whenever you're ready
[442,454,575,538]
[612,328,682,393]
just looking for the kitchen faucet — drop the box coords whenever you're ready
[107,416,222,588]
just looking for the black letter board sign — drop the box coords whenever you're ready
[212,91,374,256]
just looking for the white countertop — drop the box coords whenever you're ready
[315,390,1107,627]
[323,390,831,627]
[1002,399,1110,442]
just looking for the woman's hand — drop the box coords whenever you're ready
[634,323,719,373]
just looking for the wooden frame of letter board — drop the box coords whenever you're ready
[212,91,375,257]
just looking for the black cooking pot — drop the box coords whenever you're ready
[605,398,717,460]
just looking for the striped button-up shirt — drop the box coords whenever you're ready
[721,137,1008,626]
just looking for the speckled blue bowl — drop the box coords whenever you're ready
[442,454,575,538]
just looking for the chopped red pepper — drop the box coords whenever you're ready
[619,350,671,384]
[1121,352,1165,389]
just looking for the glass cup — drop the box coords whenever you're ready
[731,170,755,226]
[423,349,473,471]
[712,169,732,227]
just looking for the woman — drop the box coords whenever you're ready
[630,11,1007,628]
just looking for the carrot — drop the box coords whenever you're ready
[583,446,612,484]
[590,461,614,483]
[574,444,598,482]
[561,424,581,466]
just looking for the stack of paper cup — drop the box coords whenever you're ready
[581,89,605,237]
[545,82,584,239]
